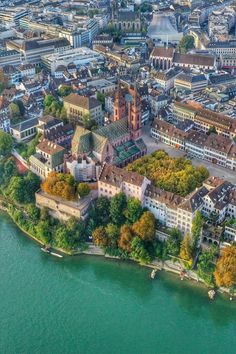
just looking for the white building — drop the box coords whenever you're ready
[42,47,104,75]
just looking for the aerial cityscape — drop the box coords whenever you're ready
[0,0,236,353]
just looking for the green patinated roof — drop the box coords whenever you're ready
[92,133,108,155]
[72,125,108,156]
[96,118,129,142]
[72,126,91,155]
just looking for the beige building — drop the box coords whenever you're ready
[29,138,65,179]
[35,190,97,221]
[63,93,103,126]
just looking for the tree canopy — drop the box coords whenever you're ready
[41,172,76,200]
[177,35,195,54]
[0,131,13,157]
[77,183,90,198]
[132,211,156,241]
[127,150,209,197]
[214,246,236,289]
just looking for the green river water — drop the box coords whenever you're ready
[0,212,236,354]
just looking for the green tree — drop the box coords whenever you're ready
[60,107,68,122]
[89,196,111,226]
[179,234,193,267]
[9,102,21,121]
[44,94,56,107]
[26,204,40,222]
[58,85,72,97]
[0,131,13,156]
[110,193,127,226]
[77,183,90,198]
[166,228,182,257]
[15,100,25,116]
[36,220,51,244]
[82,113,97,131]
[131,236,151,264]
[132,211,156,241]
[177,35,195,54]
[96,92,105,109]
[6,176,26,203]
[197,246,217,285]
[124,197,143,224]
[191,211,203,252]
[105,223,119,248]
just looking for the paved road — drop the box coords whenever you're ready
[141,126,236,184]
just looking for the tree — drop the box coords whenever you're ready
[207,126,217,135]
[41,172,76,200]
[0,157,17,186]
[96,92,105,109]
[53,225,71,250]
[214,246,236,289]
[9,102,21,121]
[44,94,56,107]
[105,223,119,248]
[89,197,111,226]
[77,183,90,198]
[132,211,156,241]
[127,150,209,197]
[0,70,8,91]
[197,246,217,285]
[118,224,133,252]
[166,228,182,256]
[6,176,26,203]
[0,131,13,157]
[179,234,193,266]
[131,236,151,264]
[36,220,51,244]
[124,198,143,224]
[92,226,107,247]
[60,107,68,122]
[26,204,40,222]
[82,113,97,131]
[110,193,127,226]
[177,35,195,54]
[191,211,203,252]
[58,85,72,97]
[15,100,25,116]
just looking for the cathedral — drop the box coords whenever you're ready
[71,85,147,168]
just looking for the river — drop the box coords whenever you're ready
[0,212,236,354]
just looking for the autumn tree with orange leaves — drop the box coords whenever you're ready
[214,246,236,289]
[41,172,76,200]
[132,211,156,241]
[118,225,133,252]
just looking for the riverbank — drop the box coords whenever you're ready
[0,201,234,299]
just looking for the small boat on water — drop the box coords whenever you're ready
[208,289,216,300]
[151,269,158,279]
[41,246,63,258]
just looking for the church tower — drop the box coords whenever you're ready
[113,84,126,121]
[128,86,142,140]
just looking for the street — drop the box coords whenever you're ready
[141,126,236,184]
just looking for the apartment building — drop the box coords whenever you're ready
[173,101,236,139]
[151,118,236,170]
[97,165,236,235]
[98,164,150,202]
